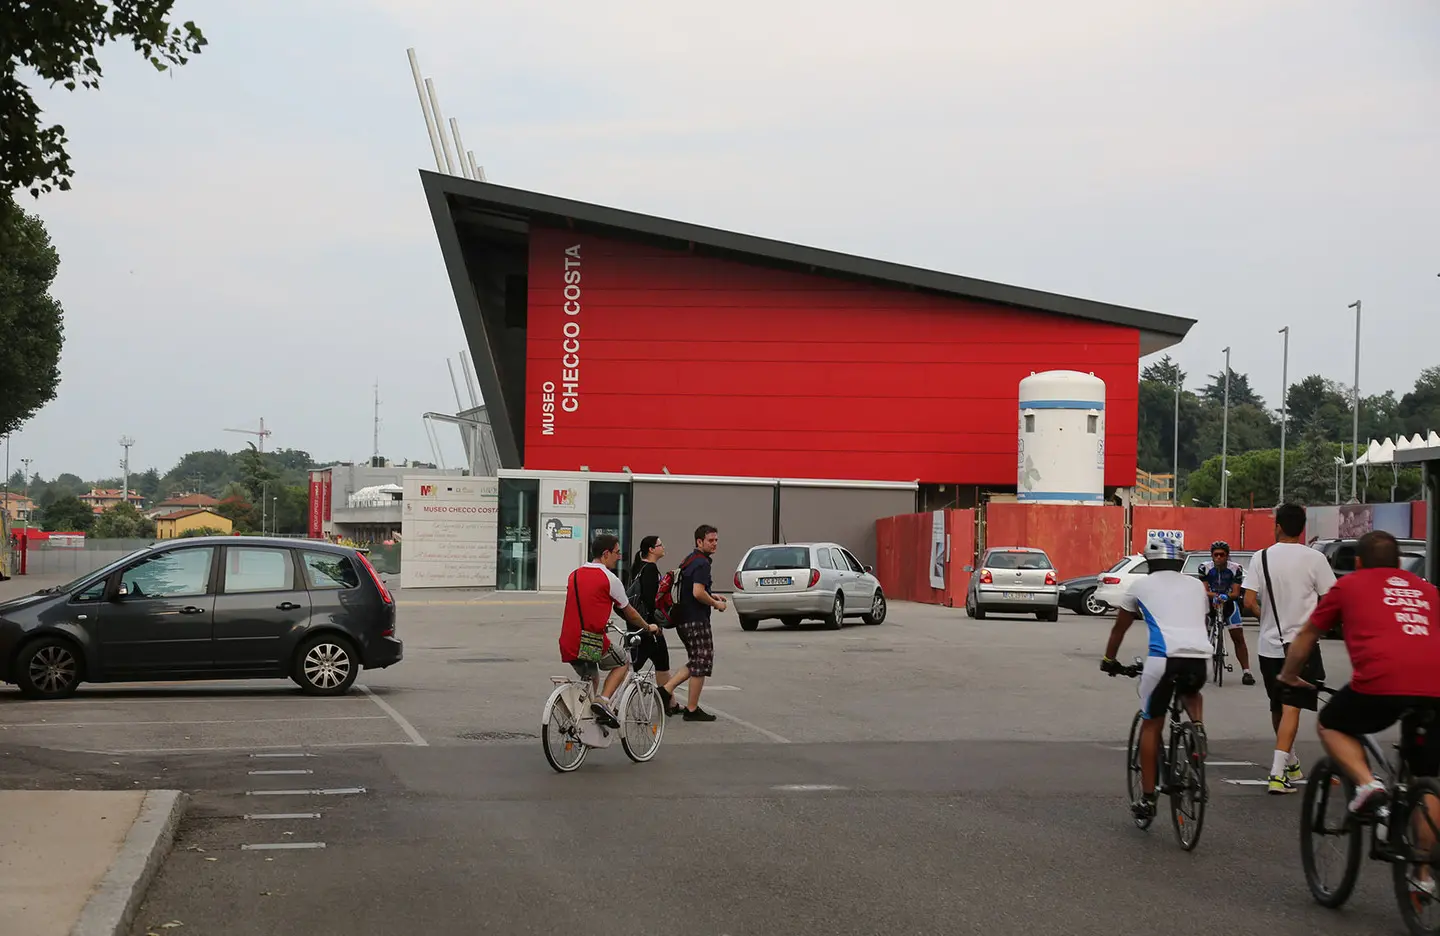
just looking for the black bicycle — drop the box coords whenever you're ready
[1300,685,1440,936]
[1206,601,1233,687]
[1112,658,1207,851]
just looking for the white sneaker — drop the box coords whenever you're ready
[1348,781,1389,816]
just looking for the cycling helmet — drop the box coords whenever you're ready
[1143,534,1183,563]
[1210,540,1230,553]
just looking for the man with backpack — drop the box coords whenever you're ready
[661,524,727,722]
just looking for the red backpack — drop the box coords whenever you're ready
[655,553,704,627]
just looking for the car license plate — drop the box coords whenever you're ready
[1002,591,1025,599]
[759,576,792,586]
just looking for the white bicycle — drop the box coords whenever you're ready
[541,622,666,772]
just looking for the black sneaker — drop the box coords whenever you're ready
[683,707,717,722]
[590,701,619,729]
[1131,795,1157,821]
[1242,672,1256,686]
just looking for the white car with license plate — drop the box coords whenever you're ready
[730,543,886,632]
[964,546,1061,621]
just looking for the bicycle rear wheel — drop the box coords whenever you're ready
[1392,777,1440,935]
[1170,724,1206,851]
[1125,710,1153,830]
[619,680,665,763]
[1300,757,1363,908]
[542,690,589,773]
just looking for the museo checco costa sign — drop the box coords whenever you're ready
[540,243,583,438]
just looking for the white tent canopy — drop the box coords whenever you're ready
[1345,433,1440,468]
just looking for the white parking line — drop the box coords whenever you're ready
[88,740,416,755]
[772,784,846,792]
[246,787,366,796]
[245,813,321,820]
[241,842,326,850]
[674,688,790,744]
[248,770,314,776]
[2,715,387,729]
[358,684,428,747]
[1223,779,1310,786]
[1208,761,1260,767]
[250,753,315,758]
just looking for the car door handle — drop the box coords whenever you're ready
[276,602,302,611]
[179,606,206,615]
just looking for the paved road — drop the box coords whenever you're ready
[0,579,1407,935]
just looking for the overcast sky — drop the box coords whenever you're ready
[6,0,1437,482]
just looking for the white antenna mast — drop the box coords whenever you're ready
[407,48,485,181]
[118,436,135,507]
[372,379,382,466]
[406,48,446,173]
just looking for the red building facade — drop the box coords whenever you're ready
[422,173,1194,490]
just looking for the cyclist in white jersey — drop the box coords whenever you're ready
[1102,535,1213,820]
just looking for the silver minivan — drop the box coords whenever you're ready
[730,542,887,631]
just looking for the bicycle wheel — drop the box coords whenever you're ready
[1125,710,1153,830]
[619,680,665,763]
[542,689,589,773]
[1392,777,1440,935]
[1170,724,1206,851]
[1300,757,1363,908]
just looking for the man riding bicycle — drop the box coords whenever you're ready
[1102,535,1212,821]
[1197,540,1255,685]
[1278,530,1440,818]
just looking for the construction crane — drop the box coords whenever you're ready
[224,418,272,453]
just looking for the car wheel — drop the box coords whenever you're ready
[15,637,84,700]
[739,614,759,632]
[293,634,359,696]
[1037,607,1060,622]
[1082,588,1107,616]
[862,590,887,625]
[780,616,802,627]
[824,593,844,630]
[970,601,987,620]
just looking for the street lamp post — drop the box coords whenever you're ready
[1348,300,1361,502]
[1173,374,1181,504]
[1278,326,1289,505]
[19,458,33,535]
[1221,347,1232,508]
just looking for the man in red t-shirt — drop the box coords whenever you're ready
[560,533,659,727]
[1279,530,1440,815]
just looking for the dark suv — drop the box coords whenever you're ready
[0,537,401,699]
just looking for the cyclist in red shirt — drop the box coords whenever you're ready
[1278,530,1440,816]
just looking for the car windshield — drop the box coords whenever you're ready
[42,547,154,594]
[743,546,812,571]
[986,551,1051,570]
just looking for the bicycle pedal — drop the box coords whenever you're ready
[1225,665,1234,672]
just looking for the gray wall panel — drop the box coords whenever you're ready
[631,481,776,593]
[778,486,917,568]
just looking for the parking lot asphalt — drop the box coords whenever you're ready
[0,577,1405,936]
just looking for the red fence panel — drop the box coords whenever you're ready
[1415,501,1429,543]
[946,509,977,606]
[984,503,1127,580]
[1131,506,1242,554]
[875,515,901,600]
[1241,510,1277,550]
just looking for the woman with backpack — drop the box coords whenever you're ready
[630,535,680,715]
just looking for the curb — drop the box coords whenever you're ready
[70,790,187,936]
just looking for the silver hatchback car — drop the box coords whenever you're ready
[964,546,1061,621]
[730,542,887,631]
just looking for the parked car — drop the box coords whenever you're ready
[730,542,886,631]
[1311,537,1427,581]
[1059,558,1132,615]
[1091,555,1150,611]
[964,546,1060,621]
[0,537,401,700]
[1179,550,1257,619]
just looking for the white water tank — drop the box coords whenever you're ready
[1017,370,1106,505]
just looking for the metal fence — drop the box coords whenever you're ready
[21,538,157,578]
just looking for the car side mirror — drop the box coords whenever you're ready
[113,582,130,600]
[864,565,874,574]
[962,565,974,573]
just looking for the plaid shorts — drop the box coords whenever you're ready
[675,620,715,677]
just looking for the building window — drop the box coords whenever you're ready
[1024,414,1035,433]
[589,481,633,582]
[1087,414,1099,434]
[498,478,539,590]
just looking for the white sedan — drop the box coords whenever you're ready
[1090,555,1150,610]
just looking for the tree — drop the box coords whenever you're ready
[41,495,93,533]
[92,502,154,538]
[1400,366,1440,436]
[1286,375,1350,439]
[179,525,226,538]
[2,2,207,197]
[134,467,162,502]
[0,195,64,436]
[1200,367,1264,409]
[214,495,258,533]
[237,443,277,504]
[1140,355,1185,388]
